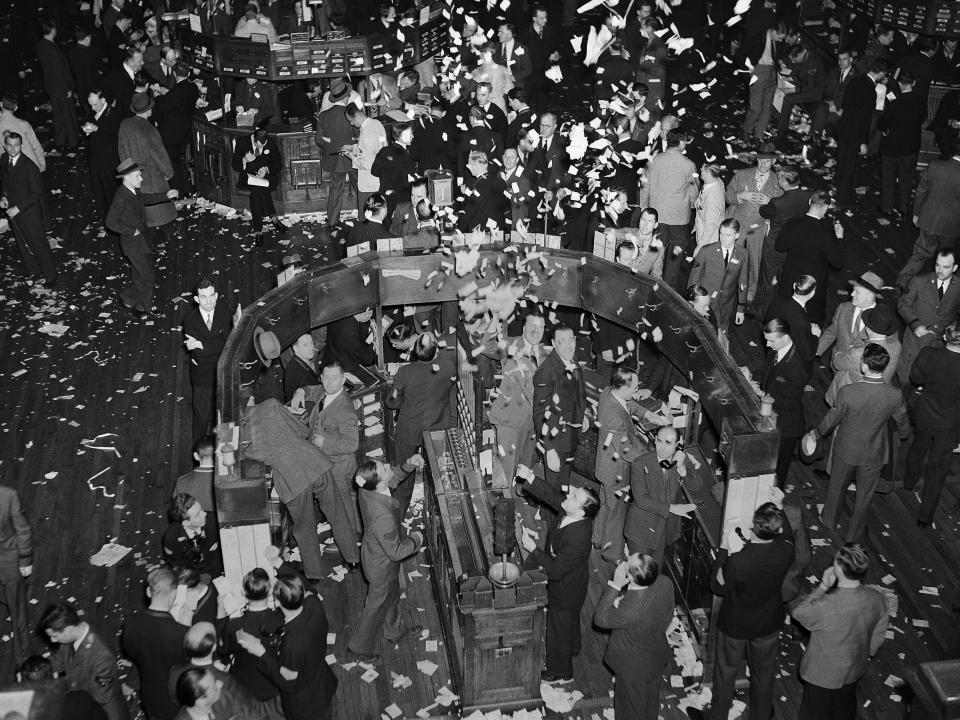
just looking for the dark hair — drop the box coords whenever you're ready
[273,572,306,610]
[39,602,81,634]
[794,275,817,296]
[753,502,784,540]
[779,166,800,186]
[380,2,395,18]
[346,103,366,122]
[364,193,387,216]
[640,16,661,31]
[500,22,517,36]
[197,277,215,293]
[898,69,915,85]
[321,359,345,376]
[835,543,869,580]
[862,342,890,372]
[88,86,112,104]
[468,105,485,124]
[147,566,178,595]
[41,20,57,35]
[763,317,791,337]
[686,284,709,301]
[170,492,200,523]
[809,190,831,207]
[117,9,133,22]
[401,69,419,85]
[178,568,202,589]
[355,459,380,491]
[944,321,960,346]
[869,58,891,74]
[413,331,439,362]
[174,62,191,78]
[627,553,659,586]
[242,567,272,600]
[4,131,22,144]
[391,122,411,143]
[75,25,93,41]
[194,435,215,460]
[938,247,958,265]
[720,218,740,233]
[640,206,658,223]
[184,625,217,659]
[615,241,637,262]
[770,20,788,35]
[175,667,210,708]
[388,322,416,344]
[665,129,686,148]
[507,87,528,104]
[875,23,894,38]
[1,93,17,111]
[523,309,544,327]
[610,366,638,389]
[18,655,54,681]
[579,487,601,518]
[788,45,806,61]
[553,323,574,341]
[124,46,143,63]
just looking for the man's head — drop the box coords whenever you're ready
[146,566,179,607]
[388,323,416,350]
[794,275,816,297]
[413,332,439,362]
[837,48,853,70]
[654,425,679,461]
[615,241,638,267]
[610,367,639,398]
[497,24,516,44]
[522,311,545,346]
[293,333,317,362]
[346,103,367,128]
[624,552,658,586]
[560,484,600,520]
[39,602,84,645]
[834,542,869,582]
[638,207,658,236]
[124,47,144,73]
[467,150,489,178]
[88,88,110,112]
[850,273,881,308]
[664,128,688,150]
[3,132,22,159]
[778,165,800,191]
[752,502,784,540]
[686,284,711,314]
[1,94,18,114]
[606,189,628,213]
[176,667,222,711]
[868,57,891,81]
[769,20,787,42]
[944,322,960,348]
[242,567,271,601]
[195,278,217,313]
[380,3,396,24]
[718,218,740,248]
[184,622,218,660]
[898,69,916,92]
[468,105,486,129]
[161,44,179,68]
[75,25,93,45]
[116,11,133,33]
[392,121,413,147]
[788,45,808,64]
[399,69,419,90]
[41,20,57,39]
[701,163,720,183]
[364,193,388,222]
[475,82,492,106]
[808,190,831,218]
[502,147,519,172]
[507,87,528,111]
[171,492,206,531]
[539,113,557,140]
[18,656,55,683]
[320,361,346,396]
[763,317,792,352]
[357,458,395,490]
[876,24,895,45]
[860,342,890,376]
[273,572,306,611]
[409,177,428,207]
[935,248,958,282]
[194,435,215,467]
[552,325,576,362]
[532,6,548,30]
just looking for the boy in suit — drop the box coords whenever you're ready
[517,464,599,684]
[688,218,749,332]
[183,278,234,442]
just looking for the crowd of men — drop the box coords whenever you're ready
[3,0,960,717]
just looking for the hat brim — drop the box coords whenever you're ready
[849,278,883,296]
[253,327,272,367]
[116,163,142,177]
[130,98,155,114]
[754,152,778,159]
[799,433,826,464]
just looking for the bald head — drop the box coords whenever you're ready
[184,622,217,660]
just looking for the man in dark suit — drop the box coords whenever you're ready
[756,318,812,486]
[835,58,890,206]
[322,310,377,373]
[346,193,392,249]
[371,122,415,221]
[897,140,960,289]
[506,88,536,150]
[776,191,844,325]
[877,71,927,219]
[519,6,559,113]
[756,166,813,317]
[36,21,80,148]
[183,278,233,441]
[904,323,960,527]
[96,47,143,120]
[0,483,32,668]
[624,425,701,564]
[533,325,586,493]
[805,343,910,542]
[524,112,567,227]
[765,275,820,365]
[474,82,509,141]
[83,88,122,220]
[896,248,960,390]
[896,36,939,100]
[232,123,283,245]
[517,464,598,684]
[40,602,129,720]
[69,26,108,117]
[688,219,750,332]
[107,12,133,69]
[389,178,429,237]
[122,567,190,720]
[594,553,674,718]
[594,40,635,110]
[174,436,216,513]
[315,79,358,229]
[820,48,858,138]
[495,23,533,92]
[1,133,58,286]
[457,150,509,232]
[162,492,224,577]
[457,105,503,178]
[154,62,200,196]
[284,333,320,402]
[410,101,459,174]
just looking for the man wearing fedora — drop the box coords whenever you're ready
[315,78,359,230]
[106,159,177,318]
[119,92,179,243]
[805,343,910,542]
[816,271,883,370]
[824,304,900,407]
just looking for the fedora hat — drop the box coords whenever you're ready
[849,271,884,297]
[254,327,281,367]
[754,142,778,160]
[130,91,155,115]
[863,305,896,336]
[799,431,826,464]
[116,158,142,177]
[329,77,352,103]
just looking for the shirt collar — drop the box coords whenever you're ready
[95,104,107,121]
[73,623,90,651]
[612,391,629,412]
[559,516,582,528]
[324,388,344,405]
[776,339,793,362]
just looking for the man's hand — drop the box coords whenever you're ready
[406,453,425,470]
[811,323,822,337]
[735,311,745,325]
[546,448,561,473]
[834,221,844,238]
[549,51,560,63]
[312,434,325,448]
[279,666,299,681]
[263,545,283,568]
[257,166,268,178]
[0,197,7,209]
[243,151,256,163]
[611,560,631,589]
[6,206,19,218]
[19,565,32,578]
[236,629,267,657]
[520,527,537,552]
[669,503,697,518]
[290,388,306,411]
[121,683,134,697]
[819,566,838,590]
[859,143,868,155]
[516,463,535,484]
[184,334,203,351]
[914,325,933,337]
[632,388,653,401]
[167,189,179,199]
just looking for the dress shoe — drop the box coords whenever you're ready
[350,650,381,664]
[390,625,423,642]
[252,231,263,248]
[917,520,931,529]
[345,561,360,573]
[116,294,141,318]
[876,206,896,218]
[814,469,830,480]
[685,708,707,720]
[540,671,573,684]
[141,310,159,320]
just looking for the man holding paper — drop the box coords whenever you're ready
[231,120,282,246]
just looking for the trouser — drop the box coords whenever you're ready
[541,447,575,494]
[494,421,536,488]
[326,169,358,227]
[49,91,79,146]
[192,382,215,443]
[284,487,324,579]
[661,222,692,290]
[904,429,957,523]
[249,188,277,233]
[708,629,780,720]
[835,136,862,206]
[12,221,57,282]
[594,480,628,562]
[896,329,937,390]
[738,225,764,302]
[822,458,882,542]
[120,247,155,312]
[255,696,285,720]
[897,230,957,288]
[0,561,29,665]
[527,73,550,115]
[743,65,777,141]
[879,153,918,214]
[615,672,661,720]
[775,435,800,488]
[545,607,581,678]
[798,680,858,720]
[626,530,668,566]
[391,465,418,524]
[90,163,119,220]
[165,139,192,195]
[348,565,403,654]
[778,90,823,130]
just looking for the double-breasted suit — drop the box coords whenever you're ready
[533,350,586,491]
[624,450,702,563]
[896,272,960,386]
[118,115,177,229]
[51,627,129,720]
[688,242,749,331]
[35,37,80,147]
[776,214,843,325]
[183,305,232,441]
[105,184,160,313]
[0,153,56,283]
[759,342,812,485]
[86,105,123,219]
[725,167,783,299]
[0,485,32,666]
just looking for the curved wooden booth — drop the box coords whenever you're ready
[214,246,780,712]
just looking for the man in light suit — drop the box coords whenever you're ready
[805,343,910,542]
[41,602,129,720]
[694,162,725,252]
[593,368,649,564]
[897,142,960,289]
[624,425,701,564]
[816,271,881,367]
[489,312,547,484]
[0,484,32,667]
[291,361,362,570]
[896,248,960,391]
[183,278,234,442]
[688,219,750,332]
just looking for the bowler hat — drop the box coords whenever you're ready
[115,158,142,177]
[849,271,884,297]
[863,305,896,336]
[799,431,826,464]
[754,142,778,160]
[329,78,352,103]
[254,327,281,367]
[130,92,155,115]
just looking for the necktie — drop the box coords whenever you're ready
[852,308,862,335]
[205,313,212,331]
[319,395,327,412]
[723,249,729,267]
[939,282,945,300]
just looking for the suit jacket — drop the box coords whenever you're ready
[389,200,418,237]
[231,134,282,192]
[284,355,320,401]
[386,341,458,454]
[304,388,360,474]
[182,306,231,388]
[96,67,136,119]
[759,187,814,258]
[154,79,200,146]
[0,115,46,172]
[68,43,108,98]
[914,157,960,236]
[106,185,155,257]
[836,74,878,144]
[759,342,811,436]
[87,105,122,173]
[765,295,817,364]
[688,242,749,328]
[725,168,783,255]
[897,51,937,98]
[595,55,635,101]
[525,477,592,611]
[495,40,533,86]
[503,166,531,226]
[174,467,215,513]
[475,101,508,139]
[403,226,441,249]
[519,23,557,73]
[524,133,566,194]
[792,584,888,689]
[694,180,725,250]
[457,173,509,232]
[118,115,176,226]
[36,37,75,95]
[712,540,795,640]
[160,512,223,577]
[410,113,459,174]
[646,148,698,225]
[122,610,189,720]
[52,628,128,720]
[0,154,45,230]
[818,378,909,465]
[221,606,284,701]
[877,90,927,156]
[911,346,960,441]
[777,215,842,323]
[624,449,702,550]
[823,64,858,106]
[594,387,644,488]
[855,39,889,76]
[533,350,586,454]
[489,337,546,429]
[457,126,503,178]
[899,272,960,334]
[166,663,260,720]
[817,302,870,361]
[358,477,422,584]
[255,595,339,720]
[507,106,535,149]
[346,219,391,249]
[0,486,32,568]
[322,317,376,373]
[314,102,357,173]
[371,143,415,210]
[594,575,674,681]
